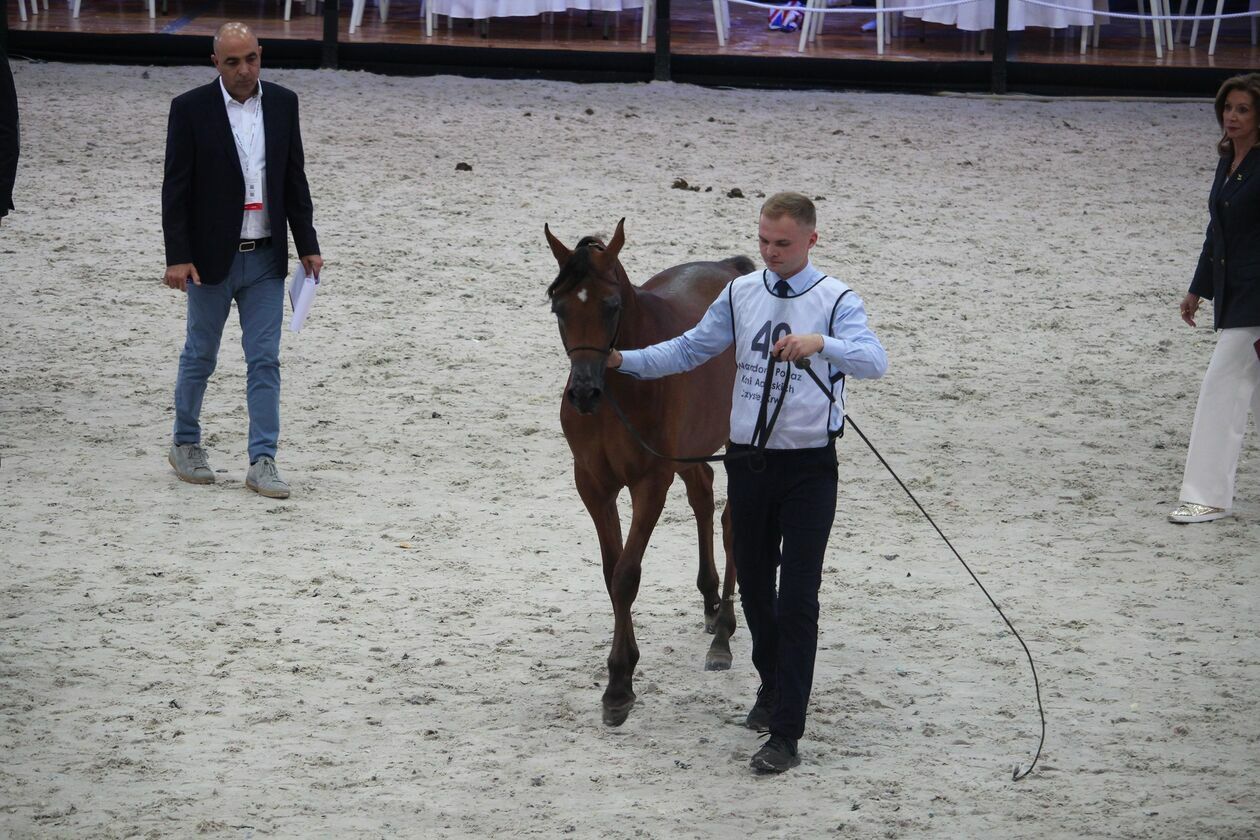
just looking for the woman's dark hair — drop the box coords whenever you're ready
[1213,72,1260,156]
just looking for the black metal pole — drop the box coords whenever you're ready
[991,0,1008,94]
[1,0,9,57]
[653,0,670,81]
[322,0,339,69]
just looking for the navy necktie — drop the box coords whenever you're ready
[774,279,791,298]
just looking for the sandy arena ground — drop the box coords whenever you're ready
[0,59,1257,839]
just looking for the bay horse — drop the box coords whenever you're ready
[545,218,752,726]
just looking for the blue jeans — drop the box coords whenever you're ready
[173,242,285,463]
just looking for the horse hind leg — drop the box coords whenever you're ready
[681,465,734,672]
[680,464,722,633]
[705,500,738,672]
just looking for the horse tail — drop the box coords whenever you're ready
[723,255,756,275]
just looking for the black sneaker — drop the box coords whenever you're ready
[744,685,777,730]
[750,734,800,773]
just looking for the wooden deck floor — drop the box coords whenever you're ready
[7,0,1259,67]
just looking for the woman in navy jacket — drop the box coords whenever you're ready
[1,54,17,223]
[1170,72,1260,524]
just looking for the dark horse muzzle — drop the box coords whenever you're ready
[565,348,609,415]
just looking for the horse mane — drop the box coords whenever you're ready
[546,235,609,299]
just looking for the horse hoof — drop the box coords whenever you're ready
[705,650,732,671]
[602,702,634,726]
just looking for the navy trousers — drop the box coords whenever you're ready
[725,442,838,740]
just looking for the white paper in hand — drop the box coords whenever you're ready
[288,262,319,332]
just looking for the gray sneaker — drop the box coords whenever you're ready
[246,456,290,499]
[169,443,215,484]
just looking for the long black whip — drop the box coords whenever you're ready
[602,354,1046,779]
[795,357,1044,780]
[843,412,1046,781]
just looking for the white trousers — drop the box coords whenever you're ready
[1179,326,1260,510]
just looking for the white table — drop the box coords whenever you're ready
[890,0,1106,31]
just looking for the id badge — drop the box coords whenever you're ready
[243,172,264,212]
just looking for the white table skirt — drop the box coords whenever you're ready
[431,0,643,19]
[889,0,1109,31]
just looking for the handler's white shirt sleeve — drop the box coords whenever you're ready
[819,290,887,380]
[618,284,735,379]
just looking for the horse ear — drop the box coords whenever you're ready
[544,224,572,267]
[605,218,626,262]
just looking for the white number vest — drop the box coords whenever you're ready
[727,270,851,449]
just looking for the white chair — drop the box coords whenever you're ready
[22,0,54,18]
[883,0,911,50]
[73,0,153,17]
[1137,0,1167,57]
[1193,0,1259,54]
[285,0,322,21]
[796,0,854,52]
[1078,18,1101,53]
[1188,0,1206,44]
[426,0,446,36]
[1076,0,1107,55]
[1129,0,1173,53]
[712,0,732,45]
[713,0,852,50]
[1175,0,1191,41]
[798,0,823,50]
[349,0,391,33]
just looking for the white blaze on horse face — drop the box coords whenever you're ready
[576,287,589,304]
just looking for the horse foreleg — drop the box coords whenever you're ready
[602,474,670,726]
[575,468,623,598]
[679,464,722,634]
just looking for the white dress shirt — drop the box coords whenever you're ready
[220,79,269,240]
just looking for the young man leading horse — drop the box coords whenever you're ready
[608,192,888,773]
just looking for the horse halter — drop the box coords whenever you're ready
[564,341,614,357]
[557,239,624,359]
[561,307,622,359]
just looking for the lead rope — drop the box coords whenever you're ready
[795,358,1045,780]
[750,353,788,453]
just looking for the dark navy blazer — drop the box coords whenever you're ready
[161,79,319,286]
[1,56,18,218]
[1190,146,1260,330]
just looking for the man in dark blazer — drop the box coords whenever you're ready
[1,52,18,224]
[162,21,322,499]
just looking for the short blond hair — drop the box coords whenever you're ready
[760,192,816,229]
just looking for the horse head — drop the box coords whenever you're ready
[545,218,628,416]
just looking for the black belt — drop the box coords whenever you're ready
[238,237,272,252]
